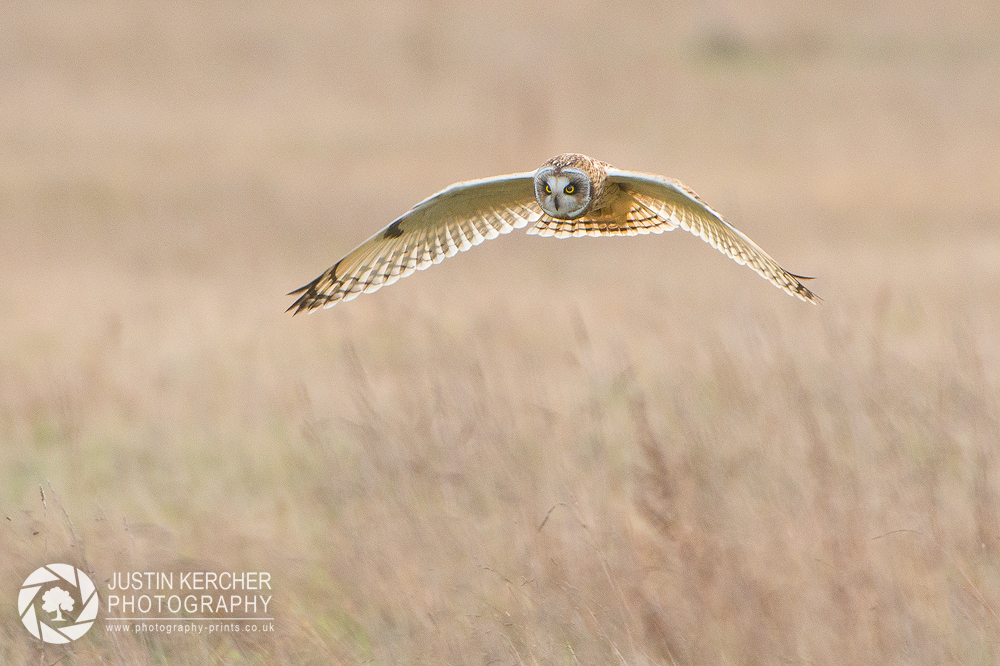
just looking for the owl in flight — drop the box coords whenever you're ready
[288,153,818,313]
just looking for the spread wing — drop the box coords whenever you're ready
[530,168,818,303]
[288,172,541,313]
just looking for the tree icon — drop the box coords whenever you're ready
[42,587,75,622]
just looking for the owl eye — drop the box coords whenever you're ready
[544,184,552,194]
[564,184,575,195]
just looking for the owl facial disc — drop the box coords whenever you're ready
[534,167,592,219]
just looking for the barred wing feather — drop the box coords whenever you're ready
[606,169,819,303]
[288,173,540,313]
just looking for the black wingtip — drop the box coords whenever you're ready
[287,260,341,315]
[793,280,822,304]
[801,288,823,304]
[286,280,317,314]
[285,300,306,315]
[288,294,332,315]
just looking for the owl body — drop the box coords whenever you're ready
[529,154,683,238]
[288,153,819,313]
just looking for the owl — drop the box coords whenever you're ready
[288,153,818,313]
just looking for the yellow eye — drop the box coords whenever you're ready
[544,184,551,194]
[564,184,575,195]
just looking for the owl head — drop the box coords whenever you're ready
[533,165,593,220]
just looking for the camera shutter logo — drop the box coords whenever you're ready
[18,564,99,643]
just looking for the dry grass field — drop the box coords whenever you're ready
[3,1,1000,664]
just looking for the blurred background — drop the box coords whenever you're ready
[2,0,1000,663]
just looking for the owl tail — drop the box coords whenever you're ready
[527,214,674,238]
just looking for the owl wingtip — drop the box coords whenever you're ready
[795,284,822,304]
[286,281,318,314]
[286,297,312,315]
[288,260,343,314]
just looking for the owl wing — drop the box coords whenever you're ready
[288,172,541,313]
[605,169,819,303]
